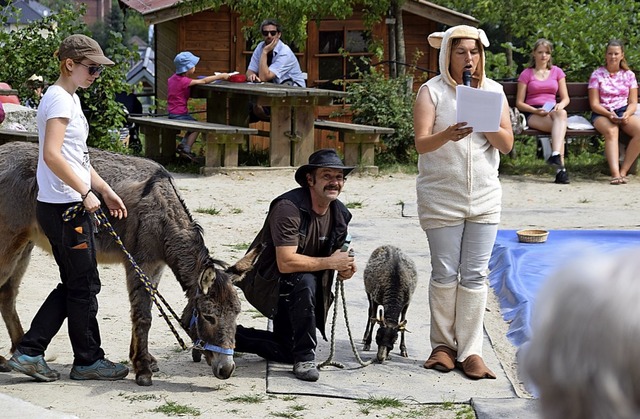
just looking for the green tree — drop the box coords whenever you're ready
[173,0,391,50]
[0,3,137,151]
[433,0,640,81]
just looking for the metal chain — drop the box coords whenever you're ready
[62,203,189,350]
[318,277,373,369]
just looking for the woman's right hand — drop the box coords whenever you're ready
[536,109,549,117]
[83,190,100,213]
[445,122,473,141]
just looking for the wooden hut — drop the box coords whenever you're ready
[119,0,477,151]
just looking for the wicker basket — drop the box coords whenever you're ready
[517,229,549,243]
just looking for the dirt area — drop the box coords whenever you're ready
[2,168,638,418]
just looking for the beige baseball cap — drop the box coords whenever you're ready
[58,34,115,66]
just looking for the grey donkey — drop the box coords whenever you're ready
[0,142,261,386]
[362,245,418,362]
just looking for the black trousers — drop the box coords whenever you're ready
[236,272,318,364]
[18,201,105,366]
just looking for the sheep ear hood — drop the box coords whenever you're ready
[428,25,489,88]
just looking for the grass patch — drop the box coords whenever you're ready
[195,207,221,215]
[150,401,200,416]
[357,396,404,409]
[224,394,266,404]
[231,207,243,214]
[120,393,161,403]
[500,136,607,179]
[224,242,251,251]
[270,412,302,418]
[345,200,364,209]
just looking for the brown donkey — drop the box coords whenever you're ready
[0,142,259,386]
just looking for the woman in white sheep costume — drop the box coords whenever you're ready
[413,25,513,380]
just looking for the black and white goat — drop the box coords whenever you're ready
[362,245,418,362]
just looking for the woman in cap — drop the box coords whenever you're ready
[413,25,513,380]
[8,34,129,382]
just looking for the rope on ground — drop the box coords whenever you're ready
[319,276,373,369]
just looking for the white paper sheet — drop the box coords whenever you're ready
[542,101,555,112]
[456,85,503,132]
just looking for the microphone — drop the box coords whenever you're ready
[463,69,472,87]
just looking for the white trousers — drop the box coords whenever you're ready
[425,221,498,289]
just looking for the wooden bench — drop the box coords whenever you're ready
[501,81,596,137]
[128,116,257,174]
[313,120,394,174]
[0,129,38,146]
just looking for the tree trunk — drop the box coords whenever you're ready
[393,0,406,77]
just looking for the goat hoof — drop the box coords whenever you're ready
[363,344,370,351]
[136,373,153,386]
[192,349,202,363]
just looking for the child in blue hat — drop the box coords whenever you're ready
[168,51,231,159]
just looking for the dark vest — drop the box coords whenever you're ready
[236,187,351,337]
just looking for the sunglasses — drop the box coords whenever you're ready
[261,30,278,37]
[75,62,105,76]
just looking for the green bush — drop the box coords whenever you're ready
[342,61,417,165]
[0,3,137,152]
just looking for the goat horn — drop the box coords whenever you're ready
[376,305,384,323]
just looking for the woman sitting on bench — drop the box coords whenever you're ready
[588,39,640,185]
[516,39,570,184]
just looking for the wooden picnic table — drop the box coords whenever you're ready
[192,81,347,167]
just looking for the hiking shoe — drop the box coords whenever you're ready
[70,358,129,381]
[293,361,319,382]
[8,350,60,382]
[554,170,570,184]
[546,154,562,167]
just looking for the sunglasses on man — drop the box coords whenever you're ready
[75,62,105,76]
[262,30,279,37]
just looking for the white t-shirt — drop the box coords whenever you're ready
[36,85,91,203]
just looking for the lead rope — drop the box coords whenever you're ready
[62,203,189,350]
[318,275,373,369]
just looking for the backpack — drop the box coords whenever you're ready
[510,107,527,135]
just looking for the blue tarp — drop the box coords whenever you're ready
[488,229,640,347]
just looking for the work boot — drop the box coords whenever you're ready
[293,360,319,382]
[8,350,60,382]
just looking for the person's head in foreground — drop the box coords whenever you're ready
[521,249,640,419]
[294,149,354,203]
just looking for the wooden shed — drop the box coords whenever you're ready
[120,0,477,151]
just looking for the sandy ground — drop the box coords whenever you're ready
[1,167,639,419]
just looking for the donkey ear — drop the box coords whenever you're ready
[199,267,216,294]
[227,243,265,283]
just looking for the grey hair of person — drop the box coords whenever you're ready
[520,248,640,419]
[606,39,630,71]
[260,19,282,33]
[527,38,554,69]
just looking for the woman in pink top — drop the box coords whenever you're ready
[516,39,570,184]
[588,40,640,185]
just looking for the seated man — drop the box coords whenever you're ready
[235,149,357,382]
[246,19,306,121]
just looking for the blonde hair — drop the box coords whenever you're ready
[528,39,553,69]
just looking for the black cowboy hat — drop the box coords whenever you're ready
[294,149,355,187]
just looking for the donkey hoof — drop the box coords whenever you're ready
[136,373,153,386]
[192,349,202,363]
